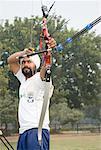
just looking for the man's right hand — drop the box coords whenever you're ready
[23,48,34,54]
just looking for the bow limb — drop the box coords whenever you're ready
[38,82,54,145]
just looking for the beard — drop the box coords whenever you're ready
[22,67,33,78]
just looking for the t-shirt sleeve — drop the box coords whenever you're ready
[14,68,25,83]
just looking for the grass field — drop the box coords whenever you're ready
[50,134,101,150]
[0,133,101,150]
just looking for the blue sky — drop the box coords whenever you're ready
[0,0,101,35]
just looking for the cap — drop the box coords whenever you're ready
[24,47,40,69]
[30,54,40,69]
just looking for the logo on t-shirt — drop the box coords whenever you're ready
[27,92,34,103]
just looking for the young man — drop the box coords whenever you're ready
[7,39,56,150]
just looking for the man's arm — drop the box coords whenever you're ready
[40,64,47,80]
[7,51,25,74]
[40,38,56,80]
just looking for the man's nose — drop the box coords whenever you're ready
[24,61,29,66]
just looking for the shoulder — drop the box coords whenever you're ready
[33,72,41,80]
[32,72,46,86]
[14,68,25,83]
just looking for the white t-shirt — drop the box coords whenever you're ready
[15,68,53,134]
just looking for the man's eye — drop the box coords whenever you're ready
[28,60,31,63]
[22,60,25,64]
[22,60,31,64]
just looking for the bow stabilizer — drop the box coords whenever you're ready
[56,16,101,51]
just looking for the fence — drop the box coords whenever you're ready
[50,122,101,134]
[76,123,101,134]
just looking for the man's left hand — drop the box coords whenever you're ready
[48,38,57,48]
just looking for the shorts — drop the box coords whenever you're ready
[17,128,50,150]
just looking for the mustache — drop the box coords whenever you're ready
[22,66,31,71]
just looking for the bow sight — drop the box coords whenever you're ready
[41,5,48,18]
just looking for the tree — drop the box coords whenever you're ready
[0,67,18,134]
[53,32,101,108]
[50,102,84,131]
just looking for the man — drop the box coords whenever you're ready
[7,39,56,150]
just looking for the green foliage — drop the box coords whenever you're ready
[0,67,18,134]
[52,32,101,109]
[50,102,84,128]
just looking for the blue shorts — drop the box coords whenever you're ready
[17,128,50,150]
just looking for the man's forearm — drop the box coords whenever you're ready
[40,64,47,80]
[7,51,25,64]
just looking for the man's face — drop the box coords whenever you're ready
[21,57,36,78]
